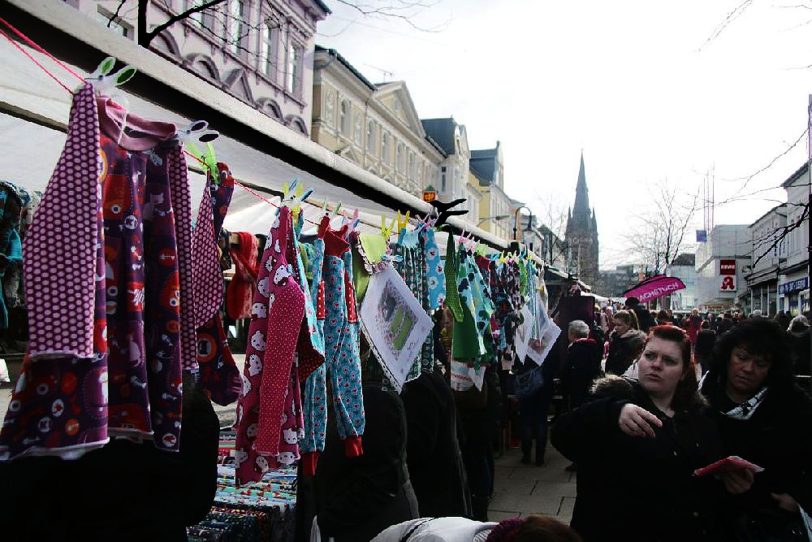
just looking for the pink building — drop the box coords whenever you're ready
[64,0,330,135]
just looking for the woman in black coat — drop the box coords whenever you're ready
[552,325,726,542]
[604,310,646,376]
[700,318,812,540]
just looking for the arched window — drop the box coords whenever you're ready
[367,121,376,154]
[340,100,350,135]
[396,143,405,172]
[408,153,416,180]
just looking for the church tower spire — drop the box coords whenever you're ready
[573,151,590,216]
[564,150,600,288]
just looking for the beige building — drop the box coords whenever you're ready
[471,143,513,241]
[65,0,329,135]
[311,47,445,196]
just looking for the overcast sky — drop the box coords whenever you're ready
[317,0,812,268]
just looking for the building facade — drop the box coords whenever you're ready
[471,143,513,241]
[745,203,787,316]
[66,0,329,135]
[311,47,444,196]
[565,152,600,287]
[778,163,810,315]
[695,225,751,311]
[670,253,698,310]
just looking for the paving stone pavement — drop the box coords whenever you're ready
[489,442,577,526]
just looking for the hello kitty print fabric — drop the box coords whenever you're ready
[234,206,306,485]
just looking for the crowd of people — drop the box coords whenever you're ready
[552,297,812,542]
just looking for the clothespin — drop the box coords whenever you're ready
[87,56,137,95]
[290,186,313,219]
[396,210,410,232]
[282,180,300,203]
[381,215,396,238]
[348,209,360,233]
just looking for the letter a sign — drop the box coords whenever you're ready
[720,275,737,292]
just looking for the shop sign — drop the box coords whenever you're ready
[720,259,736,275]
[720,274,737,292]
[422,189,437,203]
[778,276,809,295]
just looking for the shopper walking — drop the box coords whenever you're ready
[604,310,646,376]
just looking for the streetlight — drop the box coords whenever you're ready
[513,205,534,242]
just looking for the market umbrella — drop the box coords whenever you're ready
[622,275,686,303]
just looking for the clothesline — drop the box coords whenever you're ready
[0,17,532,261]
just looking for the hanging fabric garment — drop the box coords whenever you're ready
[235,206,306,485]
[227,232,259,320]
[0,84,108,460]
[292,218,325,381]
[0,84,197,458]
[300,232,327,476]
[320,221,365,458]
[394,227,426,381]
[422,227,445,311]
[352,230,389,302]
[0,182,23,329]
[444,233,463,323]
[197,164,241,406]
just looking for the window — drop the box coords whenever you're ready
[286,42,303,95]
[409,153,416,180]
[396,144,405,172]
[441,166,447,191]
[382,132,390,163]
[367,121,376,154]
[187,1,216,32]
[97,6,133,39]
[353,115,362,145]
[340,100,350,135]
[259,20,277,77]
[228,0,245,54]
[324,91,335,125]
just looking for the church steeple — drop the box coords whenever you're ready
[573,151,590,217]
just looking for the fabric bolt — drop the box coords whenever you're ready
[198,164,241,406]
[227,232,259,320]
[0,84,109,459]
[444,233,463,323]
[235,206,306,485]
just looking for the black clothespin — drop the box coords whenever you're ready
[429,198,468,228]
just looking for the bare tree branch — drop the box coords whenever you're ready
[107,0,127,29]
[752,202,809,265]
[139,0,229,47]
[333,0,447,32]
[700,0,754,51]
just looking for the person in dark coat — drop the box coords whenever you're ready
[561,320,603,409]
[694,321,716,375]
[700,318,812,540]
[0,377,221,542]
[624,296,654,333]
[604,310,646,376]
[314,369,419,542]
[401,363,472,519]
[552,325,727,542]
[787,314,811,377]
[455,363,502,520]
